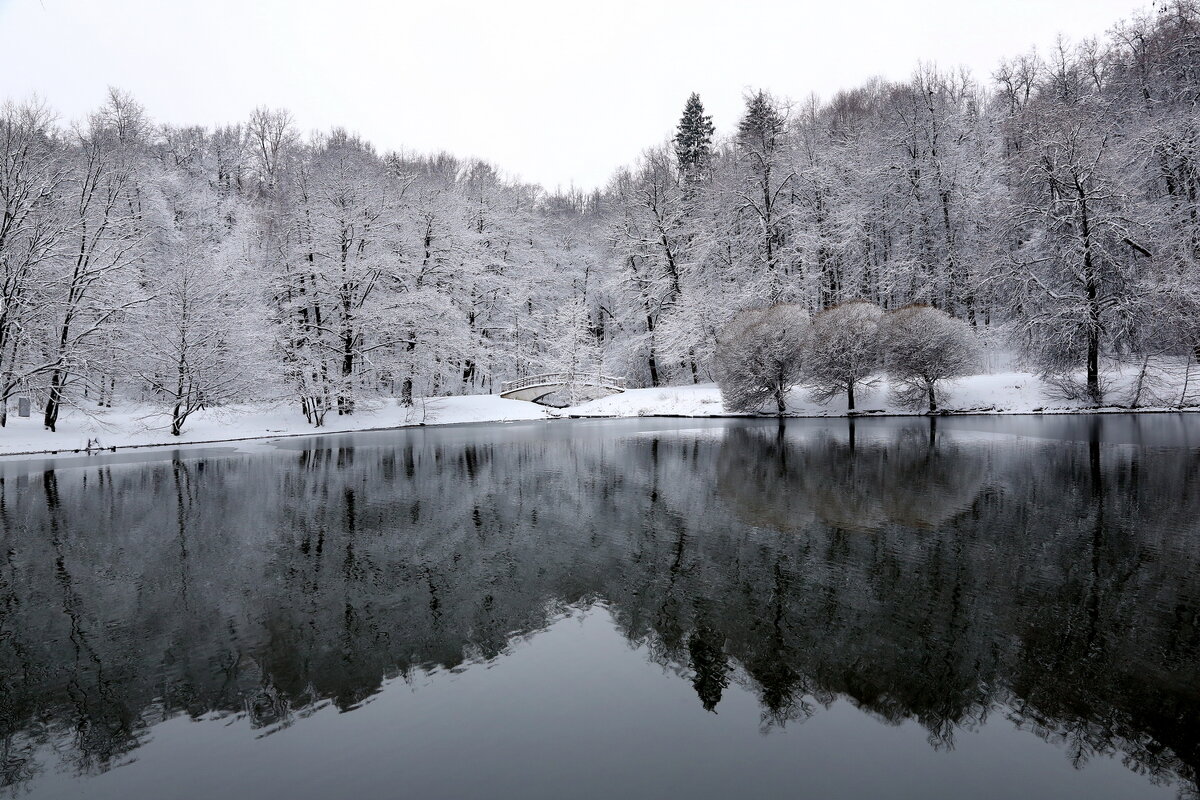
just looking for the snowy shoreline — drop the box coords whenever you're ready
[2,372,1197,459]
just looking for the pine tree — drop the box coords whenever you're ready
[737,90,785,154]
[733,90,792,298]
[673,93,715,182]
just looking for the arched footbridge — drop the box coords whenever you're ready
[499,373,627,403]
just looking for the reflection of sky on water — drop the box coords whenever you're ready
[25,609,1168,800]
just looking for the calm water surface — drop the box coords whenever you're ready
[1,415,1198,799]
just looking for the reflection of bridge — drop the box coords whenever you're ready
[499,373,627,403]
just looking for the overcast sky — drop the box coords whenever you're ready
[0,0,1148,190]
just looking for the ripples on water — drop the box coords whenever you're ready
[0,415,1198,799]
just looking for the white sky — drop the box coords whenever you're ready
[0,0,1147,190]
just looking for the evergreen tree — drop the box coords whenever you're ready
[673,92,715,181]
[733,90,792,298]
[737,89,785,155]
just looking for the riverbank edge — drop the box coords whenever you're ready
[2,403,1196,459]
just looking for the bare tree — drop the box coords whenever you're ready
[609,147,691,387]
[41,95,149,431]
[1003,39,1147,405]
[0,100,70,426]
[131,173,267,435]
[247,106,295,196]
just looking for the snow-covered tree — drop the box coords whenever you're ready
[804,301,884,411]
[131,173,267,435]
[1003,40,1148,404]
[41,91,150,432]
[674,93,715,184]
[715,304,809,415]
[881,305,979,412]
[0,100,69,426]
[609,149,690,386]
[732,90,795,301]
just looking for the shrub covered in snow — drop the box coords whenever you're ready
[715,304,809,415]
[881,305,979,412]
[803,301,884,411]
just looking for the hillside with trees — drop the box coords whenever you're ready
[3,1,1200,432]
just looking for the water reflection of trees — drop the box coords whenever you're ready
[716,419,988,531]
[0,421,1198,796]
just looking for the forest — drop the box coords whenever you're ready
[2,1,1200,432]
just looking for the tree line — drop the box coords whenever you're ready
[2,1,1199,432]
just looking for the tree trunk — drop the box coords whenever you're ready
[43,310,75,432]
[1131,355,1150,408]
[927,382,937,413]
[1085,306,1101,404]
[43,370,65,432]
[1181,353,1193,408]
[846,381,856,412]
[646,315,660,387]
[1077,185,1102,405]
[338,337,355,415]
[171,354,187,435]
[400,330,417,407]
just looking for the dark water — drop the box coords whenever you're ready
[1,415,1199,799]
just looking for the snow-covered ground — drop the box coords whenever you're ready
[568,373,1071,418]
[0,395,552,457]
[1,367,1196,457]
[567,384,727,417]
[572,369,1199,418]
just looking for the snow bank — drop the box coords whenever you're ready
[567,384,727,418]
[415,395,554,425]
[0,396,551,457]
[1,366,1195,458]
[570,367,1198,419]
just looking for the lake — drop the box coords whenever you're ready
[1,415,1198,799]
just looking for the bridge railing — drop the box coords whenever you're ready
[500,372,627,394]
